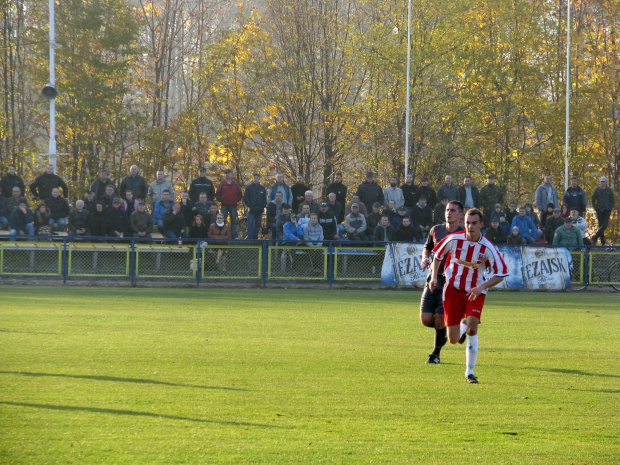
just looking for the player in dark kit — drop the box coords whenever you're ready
[419,200,465,364]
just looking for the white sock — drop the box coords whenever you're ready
[465,334,479,376]
[459,320,467,339]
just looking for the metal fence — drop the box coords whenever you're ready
[0,237,619,290]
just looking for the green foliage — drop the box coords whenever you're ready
[1,287,619,464]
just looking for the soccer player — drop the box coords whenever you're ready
[429,208,508,384]
[419,200,464,364]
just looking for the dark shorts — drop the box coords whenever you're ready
[420,278,445,314]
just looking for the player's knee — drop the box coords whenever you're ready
[466,327,478,336]
[420,314,434,327]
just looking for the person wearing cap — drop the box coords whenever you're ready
[366,202,383,238]
[44,187,70,232]
[391,205,409,229]
[8,200,34,240]
[553,216,583,247]
[344,203,369,241]
[153,189,174,231]
[88,201,111,238]
[484,217,505,244]
[355,171,384,212]
[129,200,153,238]
[543,207,564,243]
[591,176,615,245]
[562,176,587,217]
[290,174,309,212]
[479,174,504,225]
[417,176,437,209]
[490,203,506,223]
[326,172,347,207]
[216,169,243,239]
[30,164,69,200]
[148,170,175,206]
[498,213,510,238]
[535,174,559,213]
[436,175,460,204]
[282,211,303,244]
[266,191,285,239]
[119,165,147,200]
[268,173,292,206]
[68,200,90,237]
[1,165,25,198]
[243,173,267,240]
[317,201,339,241]
[384,176,405,210]
[90,169,116,201]
[107,197,129,238]
[189,167,216,203]
[83,189,97,214]
[506,226,526,245]
[458,175,480,209]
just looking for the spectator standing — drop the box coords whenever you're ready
[534,174,559,213]
[401,173,418,214]
[90,170,116,200]
[562,176,587,216]
[148,170,175,206]
[458,176,480,209]
[1,165,25,198]
[243,173,267,240]
[268,173,292,205]
[68,200,90,237]
[383,176,405,209]
[356,171,384,212]
[44,188,70,232]
[479,174,504,224]
[216,169,243,239]
[119,165,148,200]
[30,164,68,200]
[129,200,153,239]
[291,175,309,212]
[326,172,348,207]
[188,167,215,203]
[417,177,437,209]
[8,200,34,240]
[436,175,459,202]
[591,176,615,246]
[553,217,584,247]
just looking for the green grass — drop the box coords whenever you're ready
[0,287,618,464]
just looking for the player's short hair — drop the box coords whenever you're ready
[447,200,464,213]
[465,208,484,222]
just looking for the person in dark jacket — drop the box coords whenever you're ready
[356,171,384,212]
[107,198,129,238]
[326,172,348,206]
[417,177,437,209]
[119,165,148,200]
[373,215,395,244]
[88,202,111,237]
[0,194,9,229]
[436,175,459,202]
[33,203,53,236]
[458,176,480,209]
[68,200,90,237]
[30,164,69,200]
[562,176,587,217]
[188,167,216,203]
[243,173,267,240]
[188,214,208,239]
[484,218,506,244]
[216,169,243,239]
[44,188,70,231]
[317,202,339,240]
[83,189,97,214]
[393,216,422,243]
[543,208,565,244]
[410,197,433,239]
[290,175,309,212]
[591,176,615,245]
[8,200,34,240]
[179,191,195,227]
[90,170,116,200]
[1,165,25,198]
[266,192,284,239]
[162,202,187,239]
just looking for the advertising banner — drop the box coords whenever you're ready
[382,243,573,290]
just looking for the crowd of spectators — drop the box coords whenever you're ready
[0,165,615,248]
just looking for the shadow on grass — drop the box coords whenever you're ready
[526,367,620,379]
[0,371,247,391]
[0,401,279,428]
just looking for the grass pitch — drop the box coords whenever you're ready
[0,287,618,464]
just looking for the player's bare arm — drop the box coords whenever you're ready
[467,276,504,300]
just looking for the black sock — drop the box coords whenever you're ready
[432,327,447,356]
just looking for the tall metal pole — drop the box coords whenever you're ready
[49,0,57,174]
[564,0,571,190]
[404,0,412,176]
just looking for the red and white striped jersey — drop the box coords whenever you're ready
[433,231,508,293]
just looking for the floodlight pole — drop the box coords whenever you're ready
[48,0,57,174]
[404,0,412,176]
[564,0,571,190]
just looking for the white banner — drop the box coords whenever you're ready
[381,243,573,290]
